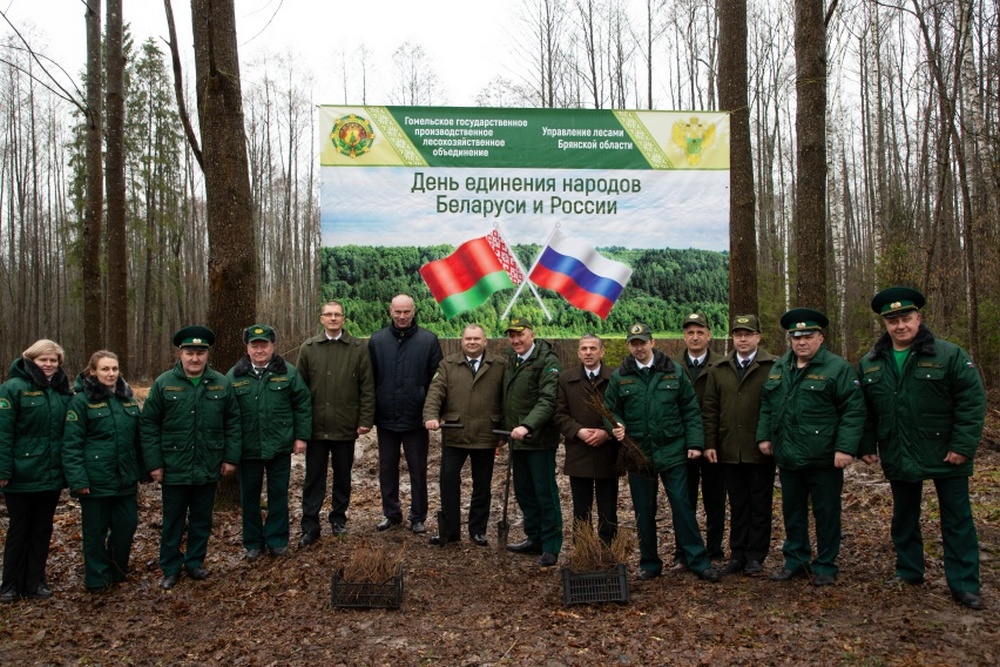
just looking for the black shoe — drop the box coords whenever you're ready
[720,559,744,575]
[770,568,805,581]
[411,521,426,534]
[268,546,288,557]
[952,590,983,610]
[376,517,402,531]
[298,531,320,548]
[429,534,459,546]
[29,585,53,600]
[506,539,543,555]
[538,552,558,567]
[0,589,19,603]
[811,574,836,586]
[245,548,263,562]
[159,574,179,590]
[186,567,209,581]
[668,560,688,573]
[699,567,721,583]
[330,523,347,536]
[744,560,763,576]
[471,534,488,547]
[636,570,660,581]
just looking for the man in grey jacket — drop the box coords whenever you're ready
[423,324,505,546]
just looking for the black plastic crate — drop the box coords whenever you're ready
[330,564,403,609]
[561,563,630,605]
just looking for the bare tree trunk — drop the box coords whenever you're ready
[83,0,104,353]
[794,0,827,310]
[718,0,757,318]
[189,0,257,373]
[105,0,129,372]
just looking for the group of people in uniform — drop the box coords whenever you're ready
[0,287,987,610]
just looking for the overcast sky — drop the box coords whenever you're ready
[1,0,514,106]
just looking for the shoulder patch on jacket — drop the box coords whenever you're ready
[547,367,559,375]
[0,398,10,409]
[66,410,79,421]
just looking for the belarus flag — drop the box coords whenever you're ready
[528,230,632,319]
[420,236,516,319]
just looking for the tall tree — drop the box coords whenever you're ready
[188,0,257,370]
[793,0,828,309]
[718,0,757,317]
[105,0,128,372]
[82,0,103,354]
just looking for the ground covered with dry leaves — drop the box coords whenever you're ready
[2,416,998,666]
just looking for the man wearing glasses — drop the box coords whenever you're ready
[296,302,375,545]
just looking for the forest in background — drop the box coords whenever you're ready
[0,0,996,389]
[321,244,729,337]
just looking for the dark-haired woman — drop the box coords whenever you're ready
[0,339,73,602]
[62,351,143,592]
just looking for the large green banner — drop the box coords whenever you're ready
[319,106,730,250]
[318,106,730,333]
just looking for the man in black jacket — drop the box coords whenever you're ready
[369,294,443,534]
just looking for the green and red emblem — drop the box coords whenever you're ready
[331,114,375,158]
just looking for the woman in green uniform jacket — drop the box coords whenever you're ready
[62,350,144,592]
[0,339,73,603]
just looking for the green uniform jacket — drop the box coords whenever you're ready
[140,363,241,485]
[858,325,986,482]
[62,373,143,497]
[0,358,73,493]
[702,348,779,464]
[297,331,375,441]
[227,355,312,460]
[503,339,562,451]
[671,349,726,405]
[423,350,505,449]
[756,346,865,470]
[604,350,704,472]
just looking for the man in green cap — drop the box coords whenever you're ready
[858,287,986,610]
[502,316,563,566]
[671,312,726,569]
[141,325,241,590]
[702,314,779,576]
[605,323,721,583]
[756,309,865,586]
[227,324,312,562]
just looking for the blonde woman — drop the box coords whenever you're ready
[0,339,73,602]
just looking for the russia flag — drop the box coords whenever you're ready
[528,230,633,319]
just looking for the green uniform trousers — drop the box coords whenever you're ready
[239,454,292,551]
[628,465,711,576]
[79,494,138,590]
[512,449,563,554]
[160,483,217,576]
[778,466,843,577]
[890,477,980,594]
